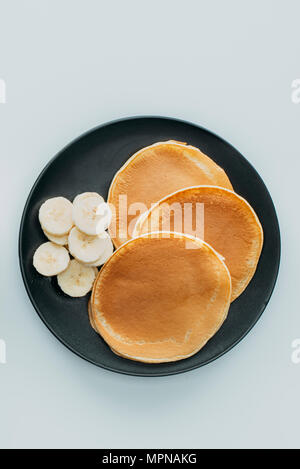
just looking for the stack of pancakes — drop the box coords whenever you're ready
[90,141,263,363]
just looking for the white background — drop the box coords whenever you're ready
[0,0,299,449]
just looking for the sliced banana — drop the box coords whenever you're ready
[84,237,114,266]
[33,242,70,276]
[73,192,104,207]
[68,227,108,264]
[43,229,69,246]
[39,197,73,236]
[57,259,97,297]
[73,195,111,235]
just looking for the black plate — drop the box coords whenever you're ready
[19,116,280,377]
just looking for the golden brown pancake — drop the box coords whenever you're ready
[108,141,233,248]
[91,232,231,363]
[88,299,98,332]
[89,290,128,358]
[134,186,263,301]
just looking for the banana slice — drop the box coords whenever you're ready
[73,195,111,235]
[39,197,73,236]
[84,237,114,266]
[57,259,97,297]
[68,227,108,264]
[33,242,70,276]
[73,192,104,207]
[43,229,69,246]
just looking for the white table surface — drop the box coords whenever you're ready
[0,0,299,449]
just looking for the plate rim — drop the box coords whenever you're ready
[18,115,281,377]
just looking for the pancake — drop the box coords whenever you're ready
[88,299,98,332]
[108,141,233,248]
[91,232,231,363]
[89,289,128,358]
[134,186,263,301]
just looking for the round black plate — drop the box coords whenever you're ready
[19,116,280,377]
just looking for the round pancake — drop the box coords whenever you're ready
[88,298,98,332]
[88,298,125,357]
[134,186,263,301]
[91,232,231,363]
[108,141,233,248]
